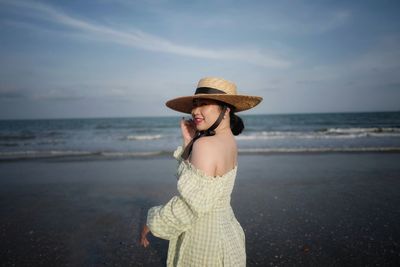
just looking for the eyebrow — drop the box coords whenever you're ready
[193,99,206,104]
[194,99,213,103]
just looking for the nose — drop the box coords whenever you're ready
[191,106,200,117]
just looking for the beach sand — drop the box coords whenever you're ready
[1,153,400,266]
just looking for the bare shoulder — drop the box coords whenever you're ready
[190,137,219,177]
[192,136,219,154]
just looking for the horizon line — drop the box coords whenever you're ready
[1,110,399,121]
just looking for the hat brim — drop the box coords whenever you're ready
[166,94,263,114]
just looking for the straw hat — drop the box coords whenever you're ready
[166,77,263,114]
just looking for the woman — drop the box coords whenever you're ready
[140,77,262,266]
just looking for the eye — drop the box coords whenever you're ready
[193,100,208,107]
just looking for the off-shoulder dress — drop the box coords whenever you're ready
[147,146,246,267]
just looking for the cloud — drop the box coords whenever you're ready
[258,9,351,35]
[0,83,149,102]
[1,0,290,68]
[110,1,351,35]
[0,86,83,101]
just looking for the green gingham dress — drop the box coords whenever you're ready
[147,146,246,267]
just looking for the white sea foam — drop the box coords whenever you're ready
[0,150,167,161]
[101,151,164,157]
[236,128,400,140]
[124,134,163,141]
[238,147,400,154]
[0,150,94,160]
[324,127,400,137]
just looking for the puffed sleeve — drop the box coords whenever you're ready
[146,146,224,240]
[146,196,196,239]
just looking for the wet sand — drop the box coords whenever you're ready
[1,153,400,266]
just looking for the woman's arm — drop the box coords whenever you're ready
[140,121,220,246]
[142,152,223,243]
[145,195,196,241]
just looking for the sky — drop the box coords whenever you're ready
[0,0,399,119]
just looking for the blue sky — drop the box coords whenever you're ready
[0,0,399,119]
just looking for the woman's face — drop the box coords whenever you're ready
[191,98,222,131]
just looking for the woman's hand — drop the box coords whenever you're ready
[139,225,150,248]
[180,117,196,148]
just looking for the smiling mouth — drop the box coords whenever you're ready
[194,118,204,125]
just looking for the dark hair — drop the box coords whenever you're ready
[217,101,244,135]
[229,111,244,135]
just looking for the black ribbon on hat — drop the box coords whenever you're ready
[195,87,226,95]
[181,105,227,160]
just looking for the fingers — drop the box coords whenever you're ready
[180,117,196,144]
[139,225,150,248]
[140,236,150,248]
[180,117,186,128]
[181,117,195,128]
[139,232,150,248]
[143,238,149,248]
[181,116,193,123]
[180,118,194,132]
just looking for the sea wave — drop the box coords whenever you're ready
[0,132,36,141]
[238,147,400,154]
[124,134,163,141]
[0,150,94,160]
[323,127,400,134]
[0,150,168,161]
[237,127,400,140]
[0,130,65,143]
[0,139,65,147]
[1,147,400,161]
[43,131,64,137]
[0,143,18,147]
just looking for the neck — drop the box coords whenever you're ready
[214,119,231,135]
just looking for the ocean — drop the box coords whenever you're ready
[1,112,400,161]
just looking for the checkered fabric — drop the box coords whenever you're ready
[147,146,246,267]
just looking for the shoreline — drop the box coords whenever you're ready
[1,147,400,162]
